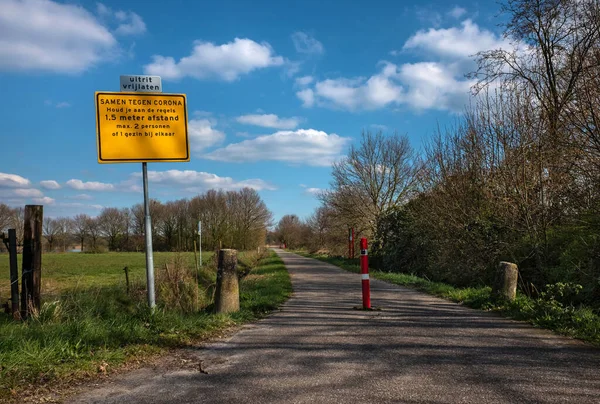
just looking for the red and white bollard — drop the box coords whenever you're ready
[360,237,371,309]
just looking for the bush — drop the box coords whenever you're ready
[156,253,200,313]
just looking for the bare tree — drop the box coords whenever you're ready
[12,208,24,247]
[323,131,420,238]
[72,214,89,252]
[472,0,600,127]
[86,216,102,252]
[0,203,13,233]
[43,217,60,252]
[98,207,127,251]
[58,217,74,252]
[232,188,272,250]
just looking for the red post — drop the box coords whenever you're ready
[360,237,371,309]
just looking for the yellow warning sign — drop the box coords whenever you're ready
[95,92,189,163]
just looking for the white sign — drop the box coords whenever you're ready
[120,75,162,93]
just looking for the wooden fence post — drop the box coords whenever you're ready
[215,249,239,313]
[21,205,43,319]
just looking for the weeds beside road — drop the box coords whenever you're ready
[0,250,291,400]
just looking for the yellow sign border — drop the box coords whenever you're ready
[95,92,190,163]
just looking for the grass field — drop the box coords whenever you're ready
[0,252,213,300]
[0,250,291,400]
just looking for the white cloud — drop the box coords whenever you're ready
[0,0,117,73]
[69,194,93,200]
[0,172,31,188]
[305,187,323,195]
[13,188,43,198]
[66,179,115,191]
[291,32,324,55]
[96,3,111,17]
[33,196,55,205]
[306,63,404,111]
[144,38,284,81]
[370,124,389,131]
[188,119,226,154]
[398,61,474,110]
[205,129,350,167]
[45,100,71,108]
[284,59,302,77]
[114,11,146,35]
[389,50,401,57]
[131,170,276,192]
[403,19,507,58]
[415,6,442,27]
[295,75,314,87]
[96,3,146,36]
[40,180,61,190]
[236,114,300,130]
[448,6,467,19]
[299,20,508,113]
[297,88,315,107]
[299,61,471,112]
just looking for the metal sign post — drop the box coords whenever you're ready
[142,162,155,308]
[95,74,189,309]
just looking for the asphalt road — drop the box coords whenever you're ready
[70,249,600,403]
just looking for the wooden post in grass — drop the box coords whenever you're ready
[21,205,43,319]
[494,261,519,302]
[123,266,130,294]
[215,249,239,313]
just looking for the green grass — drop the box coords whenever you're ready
[0,250,291,399]
[296,251,600,346]
[0,251,214,299]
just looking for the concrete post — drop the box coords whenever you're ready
[494,261,519,301]
[215,249,239,313]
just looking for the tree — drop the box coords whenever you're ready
[472,0,600,129]
[0,203,13,233]
[72,214,89,252]
[275,215,304,249]
[322,131,420,239]
[43,217,60,252]
[86,216,102,252]
[231,188,272,250]
[12,208,24,247]
[98,208,127,251]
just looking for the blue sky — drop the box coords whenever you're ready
[0,0,507,222]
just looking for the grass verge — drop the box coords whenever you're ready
[0,251,291,401]
[296,251,600,346]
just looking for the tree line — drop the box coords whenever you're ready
[0,188,272,253]
[274,0,600,306]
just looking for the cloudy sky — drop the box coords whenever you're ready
[0,0,508,221]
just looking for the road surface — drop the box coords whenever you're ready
[70,249,600,403]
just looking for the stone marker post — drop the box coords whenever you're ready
[215,249,239,313]
[494,261,519,301]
